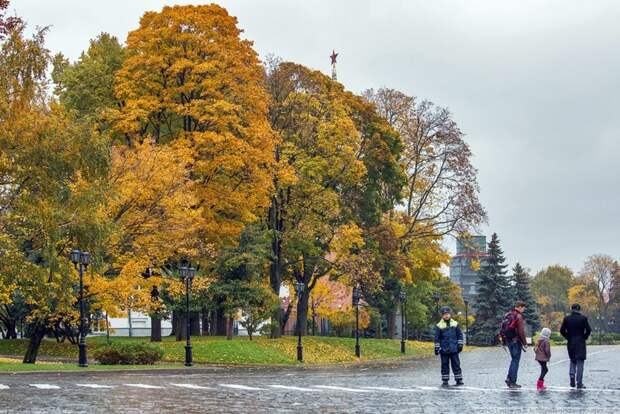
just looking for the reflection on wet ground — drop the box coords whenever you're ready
[0,345,618,413]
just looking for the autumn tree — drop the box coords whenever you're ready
[114,5,274,243]
[108,4,277,334]
[365,88,486,245]
[580,254,618,333]
[364,88,486,337]
[0,22,113,362]
[265,61,403,337]
[0,0,19,39]
[52,32,124,134]
[532,265,575,330]
[567,284,598,318]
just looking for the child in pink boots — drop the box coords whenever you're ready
[534,327,552,390]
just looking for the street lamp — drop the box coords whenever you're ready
[464,299,469,346]
[399,291,407,354]
[352,285,362,358]
[295,281,305,362]
[70,249,90,367]
[180,265,196,366]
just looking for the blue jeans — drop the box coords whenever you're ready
[507,341,522,383]
[569,359,585,386]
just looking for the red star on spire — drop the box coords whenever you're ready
[330,50,338,65]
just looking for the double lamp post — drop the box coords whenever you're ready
[70,249,90,368]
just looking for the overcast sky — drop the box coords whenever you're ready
[13,0,620,274]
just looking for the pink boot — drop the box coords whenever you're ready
[536,379,545,391]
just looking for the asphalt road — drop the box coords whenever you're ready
[1,345,619,413]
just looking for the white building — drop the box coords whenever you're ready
[92,311,172,337]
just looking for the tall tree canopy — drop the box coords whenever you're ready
[532,265,575,330]
[52,32,125,134]
[0,18,113,361]
[114,4,275,247]
[362,88,486,337]
[265,61,405,337]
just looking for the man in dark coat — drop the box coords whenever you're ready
[560,303,592,389]
[434,306,464,387]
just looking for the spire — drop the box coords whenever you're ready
[330,49,338,80]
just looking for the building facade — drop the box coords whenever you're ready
[449,236,489,304]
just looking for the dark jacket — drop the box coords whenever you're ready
[534,337,551,362]
[511,309,527,346]
[560,311,592,361]
[434,318,464,354]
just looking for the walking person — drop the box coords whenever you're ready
[501,300,528,388]
[560,303,592,389]
[534,327,552,391]
[434,306,464,387]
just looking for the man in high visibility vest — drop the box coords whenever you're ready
[434,306,464,386]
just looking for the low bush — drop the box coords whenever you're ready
[93,342,163,365]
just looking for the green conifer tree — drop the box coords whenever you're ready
[469,233,513,345]
[512,262,541,332]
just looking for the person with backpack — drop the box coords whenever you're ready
[534,327,552,391]
[502,300,527,388]
[560,303,592,389]
[434,306,464,387]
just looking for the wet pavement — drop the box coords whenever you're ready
[0,345,619,413]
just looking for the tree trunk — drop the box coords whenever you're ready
[23,323,46,364]
[268,191,284,339]
[312,307,317,336]
[296,289,310,336]
[387,310,396,339]
[210,310,218,336]
[215,309,227,336]
[226,317,233,340]
[190,312,200,336]
[170,311,177,337]
[375,318,383,339]
[175,315,187,341]
[4,320,17,339]
[201,308,209,336]
[150,315,162,342]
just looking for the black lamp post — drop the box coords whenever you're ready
[295,281,305,362]
[464,299,469,346]
[70,249,90,367]
[352,285,361,358]
[399,291,407,354]
[180,265,196,367]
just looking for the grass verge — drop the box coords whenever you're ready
[0,335,435,371]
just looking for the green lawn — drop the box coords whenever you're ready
[0,335,435,371]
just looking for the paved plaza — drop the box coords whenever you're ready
[1,345,619,413]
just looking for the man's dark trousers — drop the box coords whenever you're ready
[440,352,462,383]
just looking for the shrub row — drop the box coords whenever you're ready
[93,342,163,365]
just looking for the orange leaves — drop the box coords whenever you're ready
[108,141,200,262]
[114,4,274,249]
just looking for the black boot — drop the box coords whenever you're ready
[570,377,576,388]
[442,380,449,387]
[455,379,464,386]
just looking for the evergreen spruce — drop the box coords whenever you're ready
[512,262,541,332]
[469,233,513,345]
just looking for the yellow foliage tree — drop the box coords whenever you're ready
[113,4,275,247]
